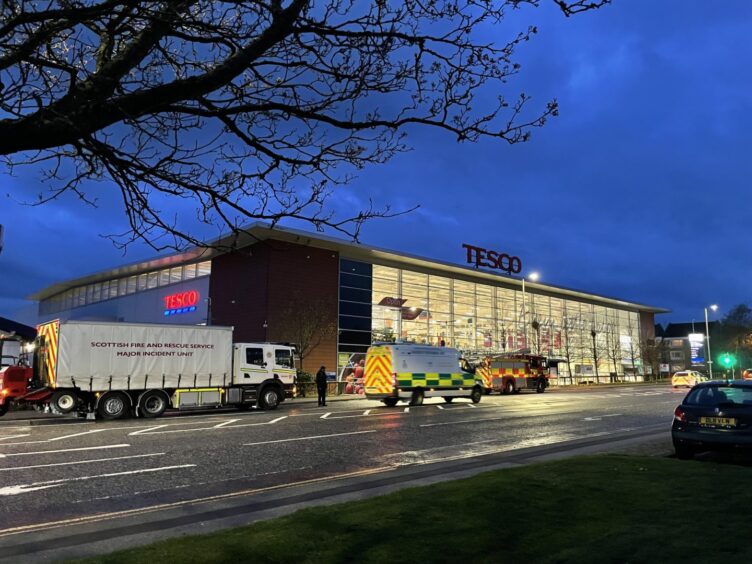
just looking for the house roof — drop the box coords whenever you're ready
[28,222,669,314]
[660,321,721,339]
[0,316,36,341]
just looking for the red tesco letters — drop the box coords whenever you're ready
[163,290,199,310]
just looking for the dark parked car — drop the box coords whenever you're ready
[672,380,752,459]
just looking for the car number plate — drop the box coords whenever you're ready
[699,417,737,427]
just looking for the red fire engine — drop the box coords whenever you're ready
[476,353,550,394]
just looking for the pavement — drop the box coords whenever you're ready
[0,383,683,562]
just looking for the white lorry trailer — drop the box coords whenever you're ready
[2,320,296,420]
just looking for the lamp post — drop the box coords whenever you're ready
[704,304,718,378]
[521,272,540,352]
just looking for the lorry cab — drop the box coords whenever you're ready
[364,343,483,407]
[233,343,296,387]
[481,353,550,395]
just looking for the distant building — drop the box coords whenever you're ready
[655,321,721,375]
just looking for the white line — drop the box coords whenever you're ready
[213,419,240,429]
[47,429,108,442]
[129,425,167,436]
[320,412,331,419]
[268,416,288,424]
[0,465,196,496]
[243,430,376,447]
[0,435,30,442]
[436,405,444,410]
[0,453,165,472]
[467,404,477,408]
[404,407,410,413]
[363,410,371,416]
[0,444,130,458]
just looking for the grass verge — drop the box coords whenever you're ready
[75,454,752,564]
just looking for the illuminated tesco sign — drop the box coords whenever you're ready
[163,290,200,316]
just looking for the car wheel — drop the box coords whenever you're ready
[409,389,424,406]
[675,445,695,460]
[443,397,454,404]
[503,381,513,395]
[50,390,78,414]
[97,392,130,420]
[0,402,8,417]
[382,397,399,407]
[470,386,482,404]
[259,386,281,410]
[139,390,168,418]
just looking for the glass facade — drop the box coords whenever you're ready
[339,259,644,383]
[39,261,212,316]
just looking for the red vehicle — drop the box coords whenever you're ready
[476,353,550,394]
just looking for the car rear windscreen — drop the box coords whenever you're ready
[686,386,752,407]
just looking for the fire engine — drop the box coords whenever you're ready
[476,353,550,394]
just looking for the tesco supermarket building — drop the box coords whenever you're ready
[31,223,666,382]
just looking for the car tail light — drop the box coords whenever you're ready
[674,406,687,423]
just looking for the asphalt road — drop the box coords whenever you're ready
[0,384,684,560]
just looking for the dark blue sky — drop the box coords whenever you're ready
[2,0,750,326]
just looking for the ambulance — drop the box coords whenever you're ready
[364,344,483,406]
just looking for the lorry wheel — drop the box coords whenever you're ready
[0,403,8,417]
[97,392,130,420]
[536,379,546,393]
[259,387,281,410]
[139,391,168,418]
[470,386,482,404]
[443,397,454,404]
[503,381,513,395]
[382,398,398,407]
[409,389,424,406]
[50,390,78,414]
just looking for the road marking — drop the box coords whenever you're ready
[0,464,196,496]
[363,410,371,416]
[243,430,376,447]
[0,453,165,472]
[0,435,30,442]
[47,429,109,442]
[129,416,287,435]
[404,407,410,413]
[129,425,167,436]
[467,404,477,408]
[0,465,395,539]
[436,405,444,410]
[0,444,130,458]
[213,419,240,429]
[583,413,622,421]
[320,412,331,419]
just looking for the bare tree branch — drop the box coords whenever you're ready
[0,0,609,249]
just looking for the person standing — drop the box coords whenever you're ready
[316,365,328,407]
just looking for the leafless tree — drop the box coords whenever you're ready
[272,294,336,372]
[0,0,609,249]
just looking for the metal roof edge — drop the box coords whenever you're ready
[27,221,669,314]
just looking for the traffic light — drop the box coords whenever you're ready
[718,353,737,369]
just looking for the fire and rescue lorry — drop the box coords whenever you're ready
[364,343,483,406]
[0,320,296,419]
[476,353,550,394]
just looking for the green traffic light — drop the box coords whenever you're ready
[718,353,736,368]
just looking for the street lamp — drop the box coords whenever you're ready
[705,304,718,378]
[521,272,540,352]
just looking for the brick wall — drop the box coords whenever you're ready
[209,240,339,373]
